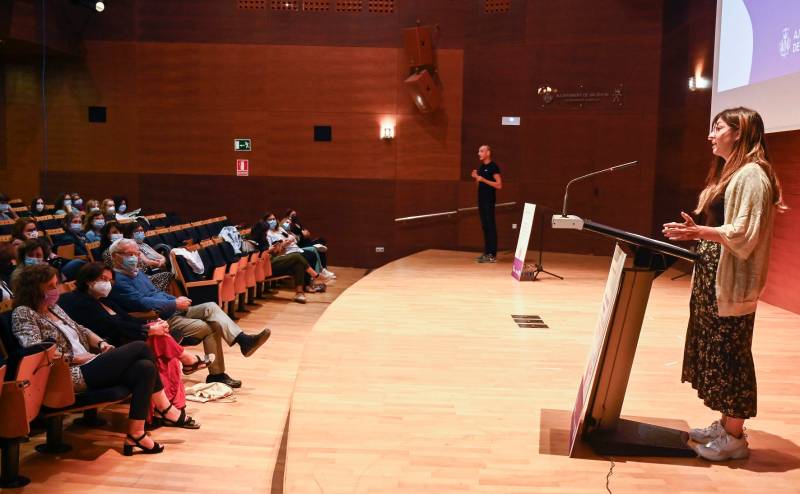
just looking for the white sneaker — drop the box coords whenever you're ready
[293,293,307,304]
[689,420,725,443]
[316,271,334,283]
[313,243,328,253]
[693,432,749,461]
[321,268,336,279]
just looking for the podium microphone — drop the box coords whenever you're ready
[552,160,638,229]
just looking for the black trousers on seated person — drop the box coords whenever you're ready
[80,341,163,421]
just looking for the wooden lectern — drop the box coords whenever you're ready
[558,218,699,457]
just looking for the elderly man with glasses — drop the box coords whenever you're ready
[107,239,270,388]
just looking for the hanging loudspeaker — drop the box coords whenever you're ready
[403,26,434,67]
[404,69,441,113]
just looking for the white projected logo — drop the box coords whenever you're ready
[780,28,791,58]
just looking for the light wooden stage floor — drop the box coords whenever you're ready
[285,249,800,494]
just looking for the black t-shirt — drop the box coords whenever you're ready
[477,161,501,199]
[703,193,725,227]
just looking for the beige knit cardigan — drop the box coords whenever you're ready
[712,162,775,317]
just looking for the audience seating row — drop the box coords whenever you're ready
[0,298,130,488]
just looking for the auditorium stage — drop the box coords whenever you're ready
[284,249,800,493]
[11,250,800,493]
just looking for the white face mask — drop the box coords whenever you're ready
[25,230,39,239]
[90,280,113,298]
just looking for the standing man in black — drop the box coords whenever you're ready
[471,145,503,263]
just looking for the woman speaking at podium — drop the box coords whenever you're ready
[663,107,787,461]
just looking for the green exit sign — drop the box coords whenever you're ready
[234,138,251,151]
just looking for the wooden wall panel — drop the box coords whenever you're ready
[5,103,43,172]
[136,44,400,113]
[527,0,662,41]
[395,49,462,181]
[653,0,716,239]
[265,46,398,113]
[135,107,263,174]
[262,112,397,179]
[135,43,272,110]
[465,0,527,46]
[761,131,800,313]
[459,0,663,255]
[393,180,460,259]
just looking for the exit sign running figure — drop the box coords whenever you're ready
[234,138,251,151]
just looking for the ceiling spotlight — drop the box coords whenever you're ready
[95,1,104,11]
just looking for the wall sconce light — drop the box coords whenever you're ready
[381,123,395,140]
[688,75,711,91]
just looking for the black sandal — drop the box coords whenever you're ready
[123,431,164,456]
[156,404,201,429]
[182,354,214,375]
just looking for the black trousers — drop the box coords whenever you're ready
[81,341,163,420]
[478,195,497,256]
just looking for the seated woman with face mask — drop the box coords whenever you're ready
[62,211,89,256]
[11,239,87,285]
[85,199,101,214]
[10,217,40,247]
[99,221,125,261]
[30,196,48,216]
[71,192,84,212]
[53,192,74,216]
[58,262,213,424]
[11,264,201,456]
[101,198,116,221]
[0,193,19,221]
[127,221,167,270]
[83,210,106,243]
[113,195,130,216]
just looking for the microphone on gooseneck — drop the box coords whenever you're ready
[552,160,639,230]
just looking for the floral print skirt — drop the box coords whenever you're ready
[682,240,757,419]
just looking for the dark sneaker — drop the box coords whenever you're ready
[206,372,242,389]
[475,254,488,262]
[478,255,497,263]
[238,329,271,357]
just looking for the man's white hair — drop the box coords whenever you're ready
[108,238,137,256]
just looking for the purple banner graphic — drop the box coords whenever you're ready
[745,0,800,85]
[512,258,524,280]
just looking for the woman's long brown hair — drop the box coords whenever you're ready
[695,107,787,214]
